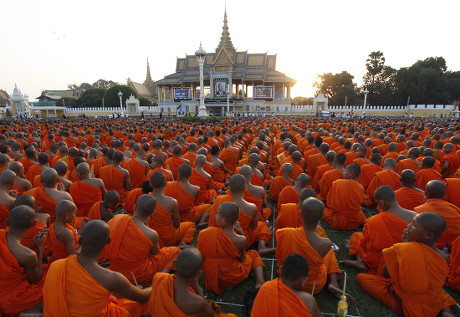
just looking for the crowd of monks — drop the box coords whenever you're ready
[0,115,459,317]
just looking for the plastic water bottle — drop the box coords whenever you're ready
[337,295,348,317]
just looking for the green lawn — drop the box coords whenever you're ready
[192,204,460,317]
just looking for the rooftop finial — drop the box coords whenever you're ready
[217,6,235,54]
[145,57,153,84]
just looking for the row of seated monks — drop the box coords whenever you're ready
[0,115,459,317]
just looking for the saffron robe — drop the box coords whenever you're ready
[318,169,343,202]
[125,188,143,215]
[0,203,10,229]
[189,170,220,205]
[307,153,327,178]
[164,181,210,223]
[25,164,43,183]
[220,147,239,174]
[100,165,128,203]
[444,178,460,208]
[24,187,57,222]
[268,176,292,202]
[312,164,334,192]
[445,236,460,291]
[415,168,442,190]
[47,223,80,264]
[365,169,401,206]
[358,163,383,190]
[165,156,189,180]
[277,186,300,210]
[69,181,103,217]
[124,159,146,188]
[394,187,425,211]
[395,158,420,174]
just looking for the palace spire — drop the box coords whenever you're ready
[217,7,235,54]
[145,57,153,84]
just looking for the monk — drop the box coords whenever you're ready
[441,143,460,178]
[0,206,47,315]
[124,150,149,188]
[318,152,346,202]
[100,150,131,203]
[9,161,32,196]
[209,174,274,255]
[307,143,329,178]
[25,152,49,183]
[164,164,211,225]
[69,162,106,217]
[312,150,335,192]
[87,190,120,221]
[358,153,383,190]
[444,177,460,208]
[102,194,180,286]
[415,156,442,190]
[149,171,196,248]
[220,139,240,174]
[276,188,316,230]
[277,173,309,209]
[365,158,401,207]
[239,165,272,221]
[357,212,456,317]
[269,163,294,202]
[341,186,417,275]
[148,247,237,317]
[125,181,151,214]
[0,170,17,229]
[53,160,72,191]
[20,146,37,175]
[165,145,190,180]
[197,202,265,294]
[395,169,425,211]
[145,155,174,181]
[43,220,150,316]
[276,198,355,305]
[25,168,73,222]
[352,145,371,167]
[324,163,366,230]
[414,180,460,250]
[395,147,421,174]
[182,142,198,167]
[190,154,223,205]
[47,200,83,263]
[445,236,460,291]
[211,145,231,182]
[252,253,323,317]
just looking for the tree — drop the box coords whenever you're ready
[92,79,118,89]
[363,65,398,106]
[313,71,357,106]
[139,97,152,107]
[292,96,314,105]
[103,85,138,107]
[68,79,118,97]
[366,51,385,85]
[78,88,106,107]
[55,97,78,108]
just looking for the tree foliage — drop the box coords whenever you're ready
[139,97,152,107]
[68,79,118,97]
[292,96,314,105]
[103,85,138,107]
[366,51,385,85]
[313,71,357,106]
[55,97,78,108]
[78,88,106,107]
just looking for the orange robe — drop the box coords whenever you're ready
[268,176,292,202]
[445,236,460,291]
[25,164,43,183]
[124,159,146,189]
[414,198,460,250]
[12,183,27,197]
[164,181,210,223]
[46,223,80,264]
[69,181,102,217]
[102,214,179,286]
[148,202,196,247]
[24,187,57,222]
[324,179,366,230]
[394,186,425,210]
[220,147,239,174]
[251,278,312,317]
[100,165,127,203]
[312,163,333,192]
[444,178,460,208]
[307,153,327,177]
[0,230,45,314]
[277,186,300,210]
[145,167,172,182]
[441,152,460,178]
[189,170,219,205]
[87,201,104,220]
[365,169,401,206]
[182,151,197,167]
[243,188,272,221]
[197,226,264,294]
[125,188,143,215]
[358,163,383,190]
[43,254,142,317]
[349,212,408,275]
[0,203,10,230]
[275,203,302,229]
[276,226,341,294]
[357,242,456,316]
[395,158,420,174]
[165,156,189,180]
[318,169,343,202]
[415,168,442,190]
[93,156,107,177]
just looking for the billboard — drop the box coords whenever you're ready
[173,87,192,100]
[254,86,273,100]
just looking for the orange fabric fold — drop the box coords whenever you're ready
[268,176,292,202]
[69,181,102,217]
[189,170,219,205]
[124,159,146,188]
[446,236,460,291]
[164,181,210,222]
[394,187,425,211]
[100,165,127,203]
[47,223,80,264]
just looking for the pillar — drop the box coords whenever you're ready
[287,85,291,99]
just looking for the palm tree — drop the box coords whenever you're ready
[366,51,385,85]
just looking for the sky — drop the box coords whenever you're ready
[1,0,460,101]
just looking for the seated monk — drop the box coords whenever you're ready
[276,198,355,305]
[164,164,211,225]
[145,155,174,182]
[239,165,272,221]
[357,212,456,317]
[9,161,32,197]
[220,139,239,175]
[280,151,304,181]
[318,152,346,202]
[324,163,366,230]
[252,253,323,317]
[25,168,73,222]
[43,220,151,316]
[100,150,131,203]
[88,190,120,222]
[444,177,460,208]
[211,145,231,183]
[441,143,460,178]
[307,143,329,178]
[365,158,401,207]
[358,153,383,190]
[269,163,294,202]
[47,200,85,263]
[0,206,47,315]
[102,195,180,286]
[0,170,17,229]
[341,186,417,275]
[276,188,316,230]
[197,202,265,294]
[190,155,224,205]
[395,169,425,211]
[445,236,460,291]
[69,162,106,217]
[148,248,237,317]
[415,156,442,190]
[124,150,149,188]
[25,152,49,183]
[395,147,421,174]
[52,161,72,191]
[165,145,190,180]
[312,150,335,192]
[149,171,196,248]
[414,180,460,250]
[125,181,151,214]
[182,142,198,168]
[277,173,310,210]
[209,175,274,255]
[247,153,268,187]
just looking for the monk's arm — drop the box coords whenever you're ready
[301,293,324,317]
[24,233,46,283]
[250,212,259,231]
[62,230,79,256]
[107,271,152,303]
[149,230,160,255]
[171,202,180,229]
[123,171,132,191]
[98,179,107,196]
[441,160,449,175]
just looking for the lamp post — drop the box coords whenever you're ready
[118,90,123,116]
[195,43,207,117]
[226,89,230,116]
[363,88,369,110]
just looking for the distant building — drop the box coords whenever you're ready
[0,90,10,107]
[8,84,30,116]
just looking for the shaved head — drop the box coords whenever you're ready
[76,162,90,178]
[417,212,446,240]
[299,188,317,204]
[195,154,207,167]
[217,202,239,225]
[281,163,293,175]
[14,194,36,209]
[104,190,120,204]
[300,197,325,226]
[175,248,203,279]
[150,171,166,189]
[425,180,446,199]
[326,150,336,162]
[55,200,77,217]
[374,185,396,202]
[239,165,252,178]
[228,174,246,194]
[53,161,68,176]
[383,158,396,169]
[41,168,59,187]
[8,205,36,230]
[335,153,346,165]
[281,253,309,283]
[178,164,192,179]
[400,169,416,186]
[345,163,360,179]
[296,173,309,187]
[79,220,111,256]
[8,161,23,175]
[134,194,157,217]
[0,170,16,187]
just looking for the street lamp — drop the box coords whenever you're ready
[363,87,369,110]
[226,89,230,116]
[118,90,123,116]
[195,43,207,117]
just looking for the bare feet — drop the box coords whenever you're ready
[328,283,357,308]
[344,239,351,250]
[258,246,276,255]
[339,260,368,271]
